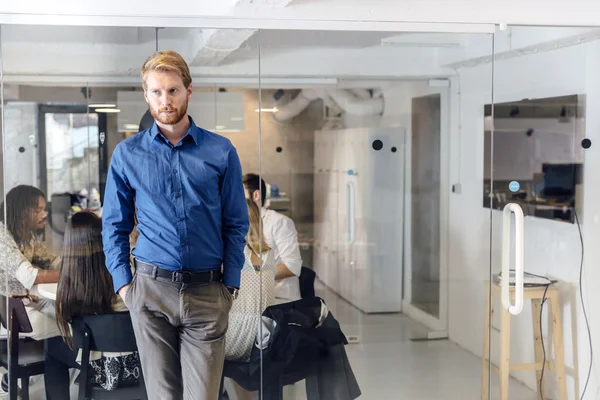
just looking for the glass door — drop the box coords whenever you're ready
[258,26,496,399]
[487,25,595,400]
[38,105,106,252]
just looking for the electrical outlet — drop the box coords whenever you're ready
[346,335,360,344]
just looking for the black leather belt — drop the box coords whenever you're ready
[134,259,222,284]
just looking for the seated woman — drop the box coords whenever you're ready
[225,199,276,361]
[223,199,276,399]
[0,185,61,340]
[45,212,140,400]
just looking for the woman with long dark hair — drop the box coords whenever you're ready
[0,185,60,334]
[45,212,140,399]
[0,185,61,293]
[0,185,62,397]
[55,212,116,341]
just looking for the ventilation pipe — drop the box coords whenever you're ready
[273,89,321,122]
[274,88,384,122]
[325,89,384,116]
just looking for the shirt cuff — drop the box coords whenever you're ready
[16,261,38,290]
[222,265,241,289]
[112,266,134,294]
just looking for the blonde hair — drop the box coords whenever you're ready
[141,50,192,90]
[246,199,270,255]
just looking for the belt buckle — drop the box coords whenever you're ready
[172,271,192,284]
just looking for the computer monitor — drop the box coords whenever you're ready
[540,163,581,200]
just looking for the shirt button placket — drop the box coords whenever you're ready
[173,150,187,265]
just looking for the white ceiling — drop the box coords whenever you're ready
[3,0,600,27]
[0,23,597,87]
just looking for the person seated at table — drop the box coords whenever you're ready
[45,212,140,399]
[242,173,303,303]
[223,199,276,400]
[0,185,61,339]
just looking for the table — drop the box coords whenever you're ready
[37,283,57,301]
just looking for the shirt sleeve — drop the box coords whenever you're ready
[15,261,39,290]
[102,144,136,293]
[272,215,303,277]
[220,144,249,288]
[0,224,35,295]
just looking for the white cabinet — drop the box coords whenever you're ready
[313,127,406,313]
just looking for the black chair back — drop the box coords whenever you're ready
[72,312,145,400]
[72,312,138,352]
[0,296,45,400]
[0,297,33,334]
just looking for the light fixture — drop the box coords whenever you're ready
[215,125,226,130]
[255,107,278,113]
[124,124,139,130]
[215,129,242,133]
[95,108,121,113]
[88,104,116,108]
[230,117,244,122]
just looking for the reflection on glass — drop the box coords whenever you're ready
[44,112,99,197]
[484,95,585,223]
[411,94,441,317]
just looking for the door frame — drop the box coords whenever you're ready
[37,104,108,201]
[402,83,451,336]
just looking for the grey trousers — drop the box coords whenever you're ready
[124,271,233,400]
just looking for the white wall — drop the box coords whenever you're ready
[446,39,600,398]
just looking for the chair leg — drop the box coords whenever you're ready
[260,377,283,400]
[8,374,18,400]
[20,377,29,400]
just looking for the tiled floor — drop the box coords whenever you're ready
[317,281,537,400]
[21,281,537,400]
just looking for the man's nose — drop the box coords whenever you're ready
[160,94,171,107]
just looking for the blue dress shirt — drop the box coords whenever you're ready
[102,117,249,293]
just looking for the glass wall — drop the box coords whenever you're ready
[487,26,600,400]
[255,28,494,399]
[0,24,261,399]
[3,20,598,400]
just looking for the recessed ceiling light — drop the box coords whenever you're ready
[88,104,116,108]
[215,125,226,130]
[231,117,244,122]
[124,124,139,130]
[95,108,121,113]
[255,107,278,113]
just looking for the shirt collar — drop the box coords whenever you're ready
[149,116,202,145]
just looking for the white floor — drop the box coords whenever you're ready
[17,281,537,400]
[316,281,538,400]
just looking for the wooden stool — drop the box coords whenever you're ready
[481,280,567,400]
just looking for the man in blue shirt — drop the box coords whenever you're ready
[102,50,249,400]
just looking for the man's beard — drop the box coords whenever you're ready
[149,102,188,125]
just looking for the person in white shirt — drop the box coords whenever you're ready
[0,185,61,339]
[242,174,303,303]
